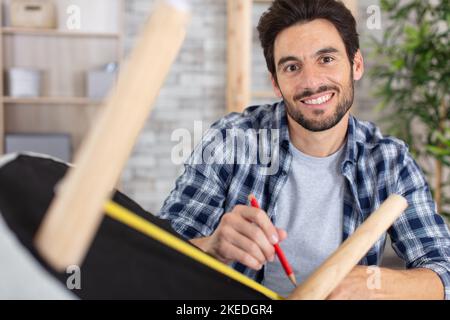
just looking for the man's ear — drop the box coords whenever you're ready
[270,74,283,98]
[352,49,364,81]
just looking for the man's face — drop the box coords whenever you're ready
[272,19,362,132]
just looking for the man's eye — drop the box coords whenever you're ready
[285,64,299,72]
[322,56,334,64]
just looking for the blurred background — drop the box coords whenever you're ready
[0,0,448,297]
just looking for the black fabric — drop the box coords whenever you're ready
[0,154,267,299]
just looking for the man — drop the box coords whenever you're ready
[159,0,450,299]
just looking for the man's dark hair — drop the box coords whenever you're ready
[257,0,359,77]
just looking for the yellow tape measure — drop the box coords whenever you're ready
[104,200,283,300]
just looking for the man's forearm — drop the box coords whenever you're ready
[378,267,444,299]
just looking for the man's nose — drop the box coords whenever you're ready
[298,63,323,91]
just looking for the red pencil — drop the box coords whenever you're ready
[248,194,297,286]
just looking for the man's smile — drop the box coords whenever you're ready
[299,91,336,108]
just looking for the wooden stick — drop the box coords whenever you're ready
[288,194,408,300]
[35,1,190,271]
[226,0,251,113]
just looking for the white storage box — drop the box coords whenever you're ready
[86,70,115,100]
[57,0,119,33]
[86,63,118,99]
[10,0,57,29]
[6,68,42,97]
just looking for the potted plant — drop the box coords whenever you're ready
[369,0,449,219]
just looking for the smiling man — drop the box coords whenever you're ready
[159,0,450,299]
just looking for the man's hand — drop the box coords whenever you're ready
[326,266,444,300]
[189,204,287,270]
[327,266,379,300]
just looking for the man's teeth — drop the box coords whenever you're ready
[303,93,333,105]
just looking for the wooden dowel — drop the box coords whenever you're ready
[226,0,252,113]
[288,194,408,300]
[35,1,190,271]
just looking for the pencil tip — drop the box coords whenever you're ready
[289,274,297,286]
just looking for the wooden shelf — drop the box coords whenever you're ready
[1,27,120,39]
[2,96,103,105]
[0,0,125,153]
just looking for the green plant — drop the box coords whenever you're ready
[368,0,450,218]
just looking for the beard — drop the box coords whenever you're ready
[280,71,354,132]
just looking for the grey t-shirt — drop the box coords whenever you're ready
[262,141,346,296]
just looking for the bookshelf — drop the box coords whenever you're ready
[0,0,124,155]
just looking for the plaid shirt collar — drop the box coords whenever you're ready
[274,100,358,165]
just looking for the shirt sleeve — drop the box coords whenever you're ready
[389,150,450,300]
[158,124,233,240]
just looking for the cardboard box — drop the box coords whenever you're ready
[10,0,57,29]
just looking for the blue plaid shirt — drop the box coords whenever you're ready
[159,101,450,299]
